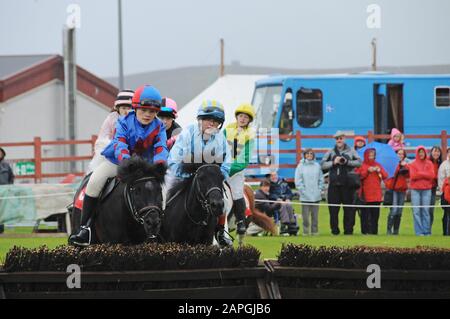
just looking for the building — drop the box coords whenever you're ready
[0,54,118,181]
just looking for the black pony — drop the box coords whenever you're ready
[70,156,166,244]
[161,163,225,245]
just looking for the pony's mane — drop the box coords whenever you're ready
[117,156,167,184]
[166,163,223,198]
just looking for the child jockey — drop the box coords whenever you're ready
[224,103,256,236]
[167,99,232,246]
[158,97,182,150]
[88,89,134,172]
[69,85,169,247]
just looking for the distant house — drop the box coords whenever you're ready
[0,54,118,180]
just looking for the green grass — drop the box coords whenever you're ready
[1,201,449,263]
[235,201,450,259]
[0,238,67,265]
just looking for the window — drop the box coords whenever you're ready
[279,89,294,140]
[252,85,283,129]
[296,88,323,128]
[435,87,450,108]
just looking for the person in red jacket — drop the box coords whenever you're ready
[409,146,435,236]
[429,146,442,227]
[358,148,388,235]
[386,149,410,235]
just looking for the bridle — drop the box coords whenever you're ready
[124,176,163,238]
[184,165,224,226]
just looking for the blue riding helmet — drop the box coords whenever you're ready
[197,99,225,124]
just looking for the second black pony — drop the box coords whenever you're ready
[70,156,166,245]
[161,163,226,245]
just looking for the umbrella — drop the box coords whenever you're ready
[357,142,399,178]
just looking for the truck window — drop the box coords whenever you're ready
[279,89,294,140]
[436,87,450,107]
[296,88,323,128]
[252,85,283,129]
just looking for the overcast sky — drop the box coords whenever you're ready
[1,0,450,77]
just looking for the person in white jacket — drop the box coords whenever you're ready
[87,89,134,173]
[295,149,324,235]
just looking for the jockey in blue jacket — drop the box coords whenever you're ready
[167,100,231,182]
[167,100,232,246]
[69,85,169,247]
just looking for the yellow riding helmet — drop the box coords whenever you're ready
[234,103,256,122]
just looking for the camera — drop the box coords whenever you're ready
[339,157,347,165]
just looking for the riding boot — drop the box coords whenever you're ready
[68,195,98,247]
[215,224,233,247]
[387,214,395,235]
[393,215,402,235]
[234,198,247,235]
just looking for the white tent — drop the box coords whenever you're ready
[177,74,266,128]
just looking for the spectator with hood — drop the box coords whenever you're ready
[388,128,406,151]
[358,148,388,235]
[409,146,435,236]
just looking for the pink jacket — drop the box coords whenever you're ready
[388,128,406,151]
[409,146,435,190]
[94,112,119,154]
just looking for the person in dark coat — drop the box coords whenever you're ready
[0,147,14,234]
[321,131,362,235]
[255,180,282,218]
[268,171,298,235]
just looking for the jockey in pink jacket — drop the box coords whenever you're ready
[88,89,134,172]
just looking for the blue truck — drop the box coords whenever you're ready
[248,72,450,180]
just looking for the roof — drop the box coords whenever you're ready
[106,64,450,109]
[0,55,56,79]
[255,73,450,87]
[177,74,265,128]
[0,54,118,107]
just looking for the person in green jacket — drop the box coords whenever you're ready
[224,103,256,236]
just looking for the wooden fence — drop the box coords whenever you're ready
[0,130,448,183]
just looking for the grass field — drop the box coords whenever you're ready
[1,201,449,263]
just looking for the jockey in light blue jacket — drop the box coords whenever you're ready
[167,100,232,247]
[167,100,231,182]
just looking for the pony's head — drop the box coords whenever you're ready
[182,162,225,217]
[118,156,167,240]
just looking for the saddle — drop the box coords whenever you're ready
[74,174,120,210]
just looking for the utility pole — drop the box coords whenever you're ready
[118,0,124,89]
[220,38,225,77]
[371,38,377,71]
[63,26,77,172]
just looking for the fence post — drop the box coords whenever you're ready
[296,130,302,164]
[91,135,97,156]
[441,130,448,160]
[34,137,42,183]
[368,130,374,143]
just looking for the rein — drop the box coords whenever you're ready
[184,165,223,226]
[124,176,163,236]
